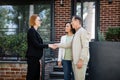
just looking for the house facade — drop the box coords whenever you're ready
[0,0,120,80]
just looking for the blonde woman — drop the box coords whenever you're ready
[26,14,53,80]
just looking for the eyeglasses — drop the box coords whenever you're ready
[39,19,42,21]
[37,19,42,22]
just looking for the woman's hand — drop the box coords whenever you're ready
[48,44,57,49]
[58,61,62,67]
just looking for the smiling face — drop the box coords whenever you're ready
[65,23,72,33]
[71,17,78,30]
[34,17,42,27]
[71,16,82,30]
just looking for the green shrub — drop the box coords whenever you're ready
[105,27,120,41]
[0,33,27,58]
[98,30,105,41]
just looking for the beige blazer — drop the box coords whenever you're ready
[72,27,90,64]
[58,27,90,65]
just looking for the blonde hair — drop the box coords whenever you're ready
[29,14,38,27]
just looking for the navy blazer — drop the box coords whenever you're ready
[26,27,48,59]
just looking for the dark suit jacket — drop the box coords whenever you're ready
[26,26,48,59]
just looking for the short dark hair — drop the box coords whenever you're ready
[65,22,76,34]
[72,15,83,24]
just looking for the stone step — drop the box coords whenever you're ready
[49,72,64,79]
[53,66,63,72]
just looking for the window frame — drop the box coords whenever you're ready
[71,0,100,41]
[0,0,55,60]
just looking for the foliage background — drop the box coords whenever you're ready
[0,33,27,58]
[0,4,51,59]
[105,27,120,42]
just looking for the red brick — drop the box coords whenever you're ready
[100,0,120,34]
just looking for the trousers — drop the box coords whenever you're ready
[26,57,40,80]
[72,63,87,80]
[62,60,74,80]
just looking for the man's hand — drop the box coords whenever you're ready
[77,59,83,69]
[48,44,58,49]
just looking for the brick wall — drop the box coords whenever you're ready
[54,0,120,40]
[0,62,27,80]
[100,0,120,33]
[0,0,120,80]
[0,61,56,80]
[54,0,72,41]
[44,62,56,80]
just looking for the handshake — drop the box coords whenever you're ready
[48,43,59,49]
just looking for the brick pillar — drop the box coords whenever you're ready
[54,0,72,42]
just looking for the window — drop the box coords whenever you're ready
[0,1,54,60]
[75,0,97,41]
